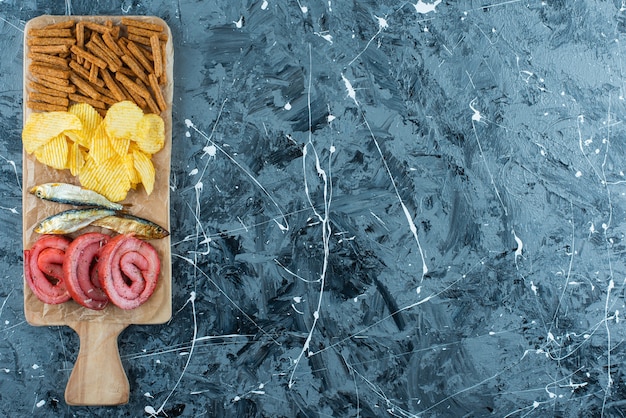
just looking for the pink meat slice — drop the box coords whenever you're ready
[24,235,72,305]
[98,234,160,310]
[63,232,110,310]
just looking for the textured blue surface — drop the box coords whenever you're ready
[2,1,626,416]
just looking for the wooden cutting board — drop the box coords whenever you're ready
[22,15,173,406]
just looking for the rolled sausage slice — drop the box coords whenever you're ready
[63,232,110,310]
[24,235,72,304]
[98,234,160,310]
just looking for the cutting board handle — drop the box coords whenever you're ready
[65,321,130,406]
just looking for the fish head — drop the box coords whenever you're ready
[155,225,170,239]
[29,184,47,199]
[29,183,59,199]
[34,219,61,234]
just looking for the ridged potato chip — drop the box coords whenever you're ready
[109,134,131,157]
[124,147,141,186]
[133,148,155,195]
[79,154,130,202]
[23,101,165,201]
[67,140,87,176]
[78,157,100,189]
[22,111,81,154]
[89,124,116,164]
[98,155,132,202]
[104,101,144,140]
[33,134,69,169]
[133,113,165,155]
[65,103,103,148]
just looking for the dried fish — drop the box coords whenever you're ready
[91,213,169,240]
[30,182,124,210]
[35,208,117,234]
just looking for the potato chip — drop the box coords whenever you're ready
[67,140,86,176]
[123,150,141,186]
[23,100,166,202]
[78,156,99,188]
[133,148,155,195]
[109,133,130,157]
[99,155,132,202]
[22,111,81,154]
[104,101,144,140]
[89,124,116,164]
[65,102,103,148]
[79,154,130,202]
[132,113,165,155]
[33,134,69,169]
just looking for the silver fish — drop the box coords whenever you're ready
[91,213,170,240]
[35,208,117,234]
[30,183,124,210]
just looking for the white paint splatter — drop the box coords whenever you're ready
[512,229,523,260]
[296,0,308,14]
[314,31,333,44]
[0,153,21,190]
[469,98,483,122]
[341,73,358,105]
[233,16,244,28]
[348,15,388,66]
[261,0,269,10]
[203,145,217,158]
[284,102,292,110]
[36,400,45,408]
[413,0,442,14]
[375,15,388,30]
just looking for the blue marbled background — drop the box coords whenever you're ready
[2,0,626,416]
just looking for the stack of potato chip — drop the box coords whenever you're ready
[22,101,164,201]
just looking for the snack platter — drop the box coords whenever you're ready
[22,15,173,405]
